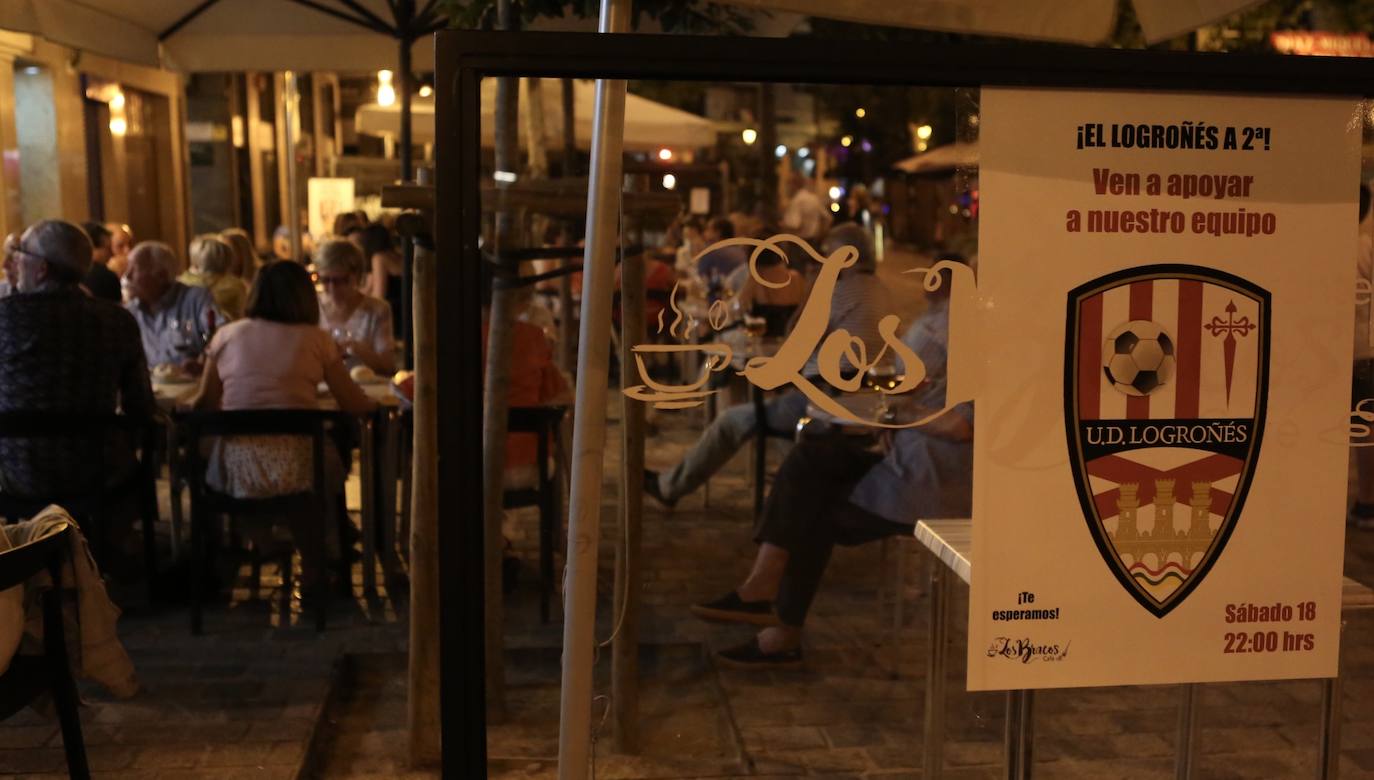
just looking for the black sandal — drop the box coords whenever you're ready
[690,591,778,626]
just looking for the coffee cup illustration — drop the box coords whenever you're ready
[623,343,734,409]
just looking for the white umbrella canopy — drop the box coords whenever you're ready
[893,140,978,175]
[0,0,438,72]
[716,0,1264,45]
[356,78,719,153]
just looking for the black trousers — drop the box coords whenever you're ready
[754,434,908,627]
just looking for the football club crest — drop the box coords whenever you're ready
[1064,265,1270,617]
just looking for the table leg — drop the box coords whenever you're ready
[1176,683,1199,779]
[376,410,400,572]
[923,557,949,779]
[1319,623,1346,780]
[165,421,184,561]
[359,416,377,598]
[1004,689,1034,779]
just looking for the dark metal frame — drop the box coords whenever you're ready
[435,29,1374,776]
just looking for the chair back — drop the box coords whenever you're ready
[179,409,345,504]
[0,412,156,509]
[0,522,67,591]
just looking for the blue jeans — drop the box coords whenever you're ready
[657,390,810,502]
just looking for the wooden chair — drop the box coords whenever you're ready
[180,409,346,635]
[0,524,88,779]
[503,405,568,623]
[0,412,160,605]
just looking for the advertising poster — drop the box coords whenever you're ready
[308,177,355,240]
[969,88,1361,689]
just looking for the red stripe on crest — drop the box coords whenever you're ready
[1175,280,1203,419]
[1079,295,1103,420]
[1127,281,1153,420]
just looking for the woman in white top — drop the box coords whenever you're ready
[315,238,396,376]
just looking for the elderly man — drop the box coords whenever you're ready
[81,221,122,303]
[124,241,223,369]
[645,223,890,508]
[0,219,155,501]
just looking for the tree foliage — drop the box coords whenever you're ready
[439,0,753,34]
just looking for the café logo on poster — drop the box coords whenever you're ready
[1064,265,1270,617]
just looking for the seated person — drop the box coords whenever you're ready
[691,255,972,667]
[105,223,133,278]
[696,217,747,293]
[179,234,248,321]
[315,239,396,376]
[645,223,890,508]
[186,260,376,590]
[80,221,123,303]
[220,228,260,285]
[124,241,224,371]
[0,219,155,510]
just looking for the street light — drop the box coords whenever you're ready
[741,128,758,145]
[797,147,810,158]
[915,124,933,140]
[663,173,677,190]
[828,185,843,200]
[855,107,866,118]
[840,135,853,147]
[774,144,787,158]
[657,148,673,161]
[419,85,433,98]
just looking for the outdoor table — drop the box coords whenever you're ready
[913,518,1374,780]
[152,378,402,598]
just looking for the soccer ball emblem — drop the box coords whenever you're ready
[1102,320,1175,397]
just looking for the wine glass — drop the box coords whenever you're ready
[171,317,204,361]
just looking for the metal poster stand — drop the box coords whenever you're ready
[435,32,1374,775]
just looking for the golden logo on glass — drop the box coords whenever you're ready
[623,234,975,428]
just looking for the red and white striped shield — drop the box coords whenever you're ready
[1065,265,1270,617]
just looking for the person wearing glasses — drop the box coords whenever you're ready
[315,239,396,377]
[0,220,155,547]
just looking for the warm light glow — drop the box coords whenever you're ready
[741,128,758,145]
[109,117,127,136]
[840,135,852,147]
[917,140,928,152]
[377,84,396,107]
[110,90,126,110]
[419,85,433,98]
[378,69,393,84]
[774,144,787,158]
[494,170,517,183]
[828,185,843,200]
[915,124,933,140]
[797,147,810,159]
[657,148,673,161]
[830,202,841,213]
[662,173,677,190]
[855,107,866,118]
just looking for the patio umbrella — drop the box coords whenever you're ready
[355,78,719,153]
[893,140,979,175]
[713,0,1264,45]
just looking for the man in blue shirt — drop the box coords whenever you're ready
[124,241,223,369]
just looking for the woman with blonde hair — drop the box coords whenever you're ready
[315,238,395,376]
[220,228,259,284]
[180,234,247,320]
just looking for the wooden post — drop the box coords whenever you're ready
[405,173,441,766]
[557,0,630,774]
[613,249,645,753]
[480,0,521,719]
[557,78,578,373]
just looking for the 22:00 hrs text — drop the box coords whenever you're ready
[1222,600,1316,654]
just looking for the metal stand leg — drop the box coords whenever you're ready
[1004,690,1034,779]
[923,559,949,779]
[1319,622,1346,780]
[360,416,377,598]
[1176,684,1199,779]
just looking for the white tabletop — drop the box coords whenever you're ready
[914,518,972,584]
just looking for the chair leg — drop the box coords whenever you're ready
[45,596,89,779]
[539,484,554,624]
[189,506,204,635]
[140,480,160,607]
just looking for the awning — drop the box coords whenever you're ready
[355,78,719,153]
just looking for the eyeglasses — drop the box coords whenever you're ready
[11,244,56,266]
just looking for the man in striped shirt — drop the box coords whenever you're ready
[646,224,889,508]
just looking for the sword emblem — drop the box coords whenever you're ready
[1204,300,1256,405]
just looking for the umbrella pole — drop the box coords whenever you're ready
[557,0,631,775]
[283,71,302,262]
[400,36,415,369]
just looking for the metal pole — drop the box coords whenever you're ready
[399,35,415,368]
[282,70,302,263]
[557,0,630,775]
[1003,690,1034,779]
[407,168,440,765]
[612,248,644,753]
[1319,624,1346,780]
[1175,684,1198,779]
[923,558,949,779]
